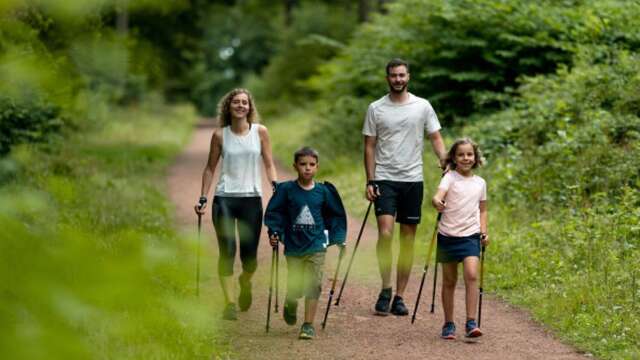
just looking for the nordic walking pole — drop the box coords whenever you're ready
[411,213,441,324]
[430,259,438,313]
[266,242,277,333]
[322,245,346,329]
[196,212,202,297]
[195,196,206,297]
[275,241,279,313]
[335,200,373,306]
[478,245,486,328]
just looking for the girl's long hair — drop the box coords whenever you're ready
[216,88,259,127]
[445,137,484,170]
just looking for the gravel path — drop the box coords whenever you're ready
[167,121,590,359]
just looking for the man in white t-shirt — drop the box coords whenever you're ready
[363,58,446,316]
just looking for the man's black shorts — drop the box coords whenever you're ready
[373,180,423,224]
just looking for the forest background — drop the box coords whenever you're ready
[1,0,638,359]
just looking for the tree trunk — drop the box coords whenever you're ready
[358,0,370,23]
[378,0,390,14]
[116,0,128,35]
[284,0,298,27]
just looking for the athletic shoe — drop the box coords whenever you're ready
[441,322,456,340]
[283,300,297,325]
[222,303,238,321]
[298,322,315,340]
[390,295,409,316]
[374,288,392,315]
[465,319,483,338]
[238,276,252,311]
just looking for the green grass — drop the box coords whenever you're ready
[0,104,224,359]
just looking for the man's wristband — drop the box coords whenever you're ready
[367,180,376,187]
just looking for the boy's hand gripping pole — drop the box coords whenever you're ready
[478,245,486,328]
[322,245,346,329]
[411,213,441,324]
[335,200,373,306]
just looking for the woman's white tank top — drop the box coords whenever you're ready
[215,124,262,197]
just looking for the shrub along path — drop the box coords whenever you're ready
[167,121,589,359]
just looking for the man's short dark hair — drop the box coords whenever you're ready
[294,146,319,163]
[386,58,410,75]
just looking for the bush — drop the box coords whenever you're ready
[469,45,640,206]
[0,97,67,155]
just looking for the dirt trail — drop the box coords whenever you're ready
[167,121,590,359]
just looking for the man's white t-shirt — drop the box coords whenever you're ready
[362,93,441,182]
[437,171,487,237]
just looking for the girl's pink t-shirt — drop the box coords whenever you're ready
[437,170,487,237]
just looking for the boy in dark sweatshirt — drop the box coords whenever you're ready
[264,146,347,340]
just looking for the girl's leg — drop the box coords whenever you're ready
[212,198,237,304]
[462,256,480,321]
[441,262,458,323]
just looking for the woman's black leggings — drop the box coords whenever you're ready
[211,196,263,277]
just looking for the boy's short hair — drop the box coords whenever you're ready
[386,58,410,75]
[294,146,319,163]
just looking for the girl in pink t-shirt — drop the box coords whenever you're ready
[431,138,489,340]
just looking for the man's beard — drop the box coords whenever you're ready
[388,83,407,94]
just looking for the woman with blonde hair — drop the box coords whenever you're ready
[195,88,277,320]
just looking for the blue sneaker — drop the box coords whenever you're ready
[465,319,482,338]
[441,322,456,340]
[298,322,315,340]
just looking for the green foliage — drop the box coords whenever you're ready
[464,44,640,360]
[310,0,640,129]
[0,104,221,359]
[255,2,357,105]
[487,189,640,358]
[0,97,68,155]
[188,2,279,116]
[469,46,640,206]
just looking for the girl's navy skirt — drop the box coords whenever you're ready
[436,232,481,263]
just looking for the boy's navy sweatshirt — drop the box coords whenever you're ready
[264,180,347,256]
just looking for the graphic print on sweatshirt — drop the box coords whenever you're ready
[293,205,319,232]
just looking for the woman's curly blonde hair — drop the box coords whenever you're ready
[216,88,260,127]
